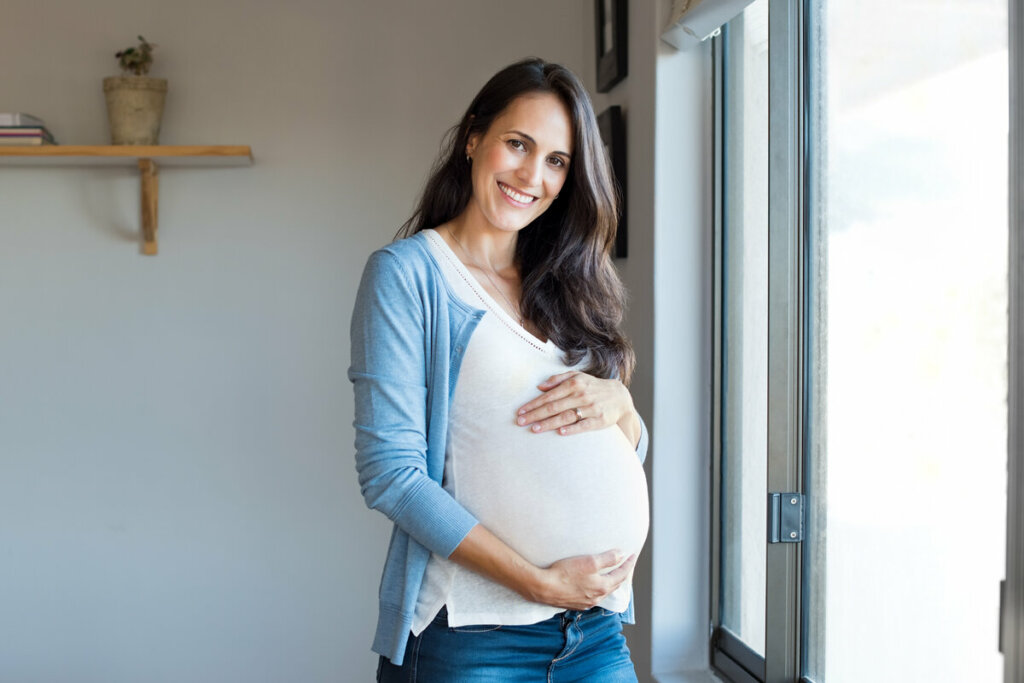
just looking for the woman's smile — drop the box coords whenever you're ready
[497,181,537,206]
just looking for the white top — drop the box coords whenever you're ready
[411,230,649,633]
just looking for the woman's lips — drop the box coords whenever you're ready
[498,181,537,205]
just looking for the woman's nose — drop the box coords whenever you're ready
[517,155,544,187]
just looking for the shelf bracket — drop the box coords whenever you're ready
[139,158,159,255]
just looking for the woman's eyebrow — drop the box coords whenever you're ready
[507,129,572,159]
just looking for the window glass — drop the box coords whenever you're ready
[804,1,1009,680]
[719,0,769,656]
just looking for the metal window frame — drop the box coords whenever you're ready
[1005,1,1024,681]
[713,628,766,682]
[709,18,726,671]
[764,0,805,679]
[799,0,826,678]
[710,1,806,681]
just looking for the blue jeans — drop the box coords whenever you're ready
[376,606,638,682]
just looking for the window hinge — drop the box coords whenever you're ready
[768,492,805,543]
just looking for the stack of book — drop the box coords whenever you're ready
[0,113,58,145]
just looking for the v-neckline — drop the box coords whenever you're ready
[424,229,558,355]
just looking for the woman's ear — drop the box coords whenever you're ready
[466,115,481,155]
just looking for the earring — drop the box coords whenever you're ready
[466,154,471,163]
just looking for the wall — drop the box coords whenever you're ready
[581,1,715,681]
[650,36,715,680]
[0,2,592,681]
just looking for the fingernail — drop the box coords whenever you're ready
[559,427,567,435]
[532,425,541,432]
[517,417,526,425]
[518,409,526,415]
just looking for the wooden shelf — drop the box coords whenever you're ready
[0,145,253,254]
[0,144,252,165]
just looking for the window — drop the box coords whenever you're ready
[715,0,769,663]
[711,1,1017,681]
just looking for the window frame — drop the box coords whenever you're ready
[1006,0,1024,680]
[710,0,1022,681]
[762,0,806,678]
[709,0,807,681]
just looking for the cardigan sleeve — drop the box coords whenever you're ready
[349,249,478,558]
[611,367,649,465]
[635,414,649,465]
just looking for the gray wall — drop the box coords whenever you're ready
[0,1,715,681]
[0,2,591,681]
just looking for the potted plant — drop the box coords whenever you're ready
[103,36,167,145]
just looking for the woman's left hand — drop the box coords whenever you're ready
[516,371,640,444]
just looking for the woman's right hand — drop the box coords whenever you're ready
[528,550,638,611]
[449,525,637,612]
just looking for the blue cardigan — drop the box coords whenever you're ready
[349,232,649,665]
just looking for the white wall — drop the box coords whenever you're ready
[0,2,593,681]
[650,36,715,680]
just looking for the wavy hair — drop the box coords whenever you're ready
[398,58,634,383]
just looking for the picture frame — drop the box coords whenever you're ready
[598,105,627,259]
[594,0,628,93]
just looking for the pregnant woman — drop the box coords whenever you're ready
[350,58,649,682]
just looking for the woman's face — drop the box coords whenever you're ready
[464,92,573,235]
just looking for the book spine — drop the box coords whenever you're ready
[0,138,53,146]
[0,127,57,143]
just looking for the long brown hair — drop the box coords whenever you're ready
[398,58,634,383]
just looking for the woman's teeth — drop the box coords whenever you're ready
[499,182,536,204]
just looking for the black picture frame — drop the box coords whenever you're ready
[594,0,628,93]
[598,105,627,259]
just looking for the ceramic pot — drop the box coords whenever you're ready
[103,76,167,145]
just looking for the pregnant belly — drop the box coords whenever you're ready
[448,423,650,568]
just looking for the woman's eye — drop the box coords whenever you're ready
[508,139,526,151]
[548,156,566,168]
